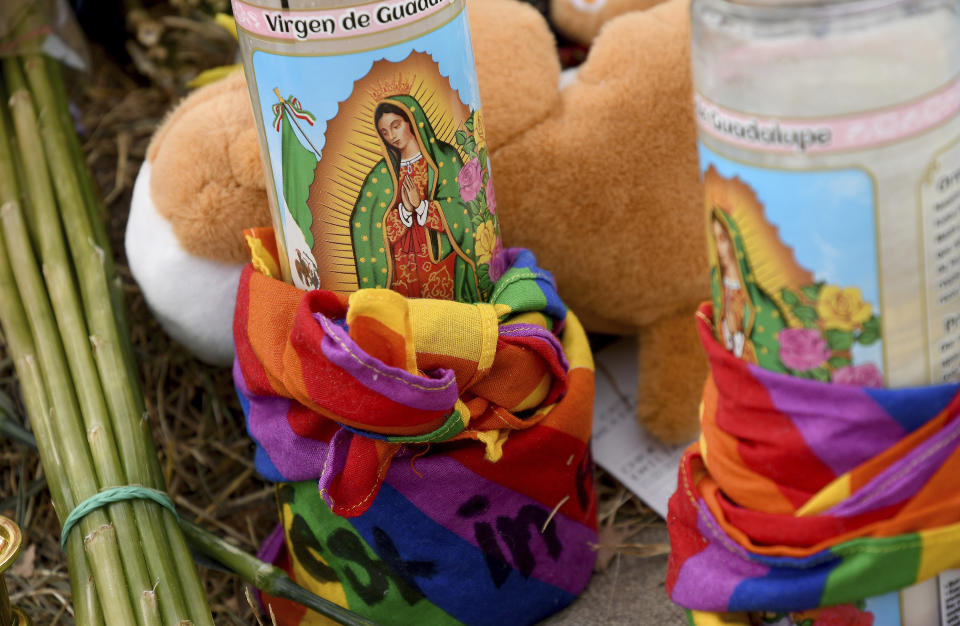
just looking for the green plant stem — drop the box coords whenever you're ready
[0,84,103,626]
[0,413,372,626]
[44,56,139,397]
[179,520,379,626]
[2,419,372,626]
[20,54,190,625]
[0,239,103,626]
[21,54,212,625]
[3,59,149,626]
[0,175,134,626]
[0,251,103,626]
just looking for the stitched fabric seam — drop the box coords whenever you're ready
[844,420,960,512]
[318,315,456,392]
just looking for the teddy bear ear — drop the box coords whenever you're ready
[550,0,668,45]
[469,0,561,152]
[147,71,268,265]
[127,71,269,366]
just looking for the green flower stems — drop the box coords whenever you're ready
[1,54,372,626]
[44,56,140,399]
[2,59,146,625]
[29,54,212,624]
[0,82,104,626]
[0,419,374,624]
[21,54,202,625]
[4,57,162,626]
[0,229,103,626]
[1,55,213,624]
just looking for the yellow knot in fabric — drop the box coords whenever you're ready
[477,429,509,462]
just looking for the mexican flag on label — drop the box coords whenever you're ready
[277,96,317,250]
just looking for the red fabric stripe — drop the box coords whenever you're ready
[717,494,903,547]
[706,327,836,509]
[500,334,568,406]
[450,427,596,529]
[665,453,710,595]
[291,299,451,433]
[287,401,339,443]
[327,436,400,517]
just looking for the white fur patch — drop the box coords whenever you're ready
[567,0,607,14]
[559,67,580,91]
[126,161,243,366]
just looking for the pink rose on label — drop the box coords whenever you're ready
[457,159,483,203]
[778,328,830,371]
[832,363,884,387]
[486,176,497,215]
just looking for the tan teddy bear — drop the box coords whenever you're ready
[127,0,707,443]
[551,0,667,45]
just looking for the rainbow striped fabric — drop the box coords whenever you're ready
[667,304,960,623]
[234,238,597,625]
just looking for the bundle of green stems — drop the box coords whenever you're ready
[0,53,214,625]
[0,54,375,626]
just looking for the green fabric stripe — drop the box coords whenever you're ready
[281,482,460,625]
[379,407,466,444]
[491,269,548,318]
[820,532,922,606]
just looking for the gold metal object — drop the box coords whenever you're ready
[0,516,28,626]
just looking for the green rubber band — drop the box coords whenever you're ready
[60,486,179,551]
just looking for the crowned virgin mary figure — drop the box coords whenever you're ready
[350,93,481,302]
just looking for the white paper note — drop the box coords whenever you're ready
[589,338,692,519]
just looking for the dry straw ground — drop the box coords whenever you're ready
[0,3,662,623]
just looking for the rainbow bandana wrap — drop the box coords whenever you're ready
[234,237,598,625]
[667,303,960,623]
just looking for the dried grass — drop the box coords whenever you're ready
[0,6,663,623]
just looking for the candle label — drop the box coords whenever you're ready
[236,0,501,302]
[939,570,960,624]
[700,76,960,386]
[695,75,960,156]
[920,140,960,383]
[701,144,886,385]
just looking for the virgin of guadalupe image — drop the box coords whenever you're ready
[350,94,480,302]
[710,207,787,373]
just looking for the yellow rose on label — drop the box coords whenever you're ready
[816,285,872,331]
[475,220,497,265]
[473,111,486,152]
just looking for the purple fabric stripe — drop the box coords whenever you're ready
[384,451,595,596]
[236,360,330,481]
[499,322,569,373]
[317,427,352,508]
[827,415,960,518]
[750,363,907,476]
[313,313,460,412]
[257,522,286,564]
[670,500,769,611]
[255,522,287,610]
